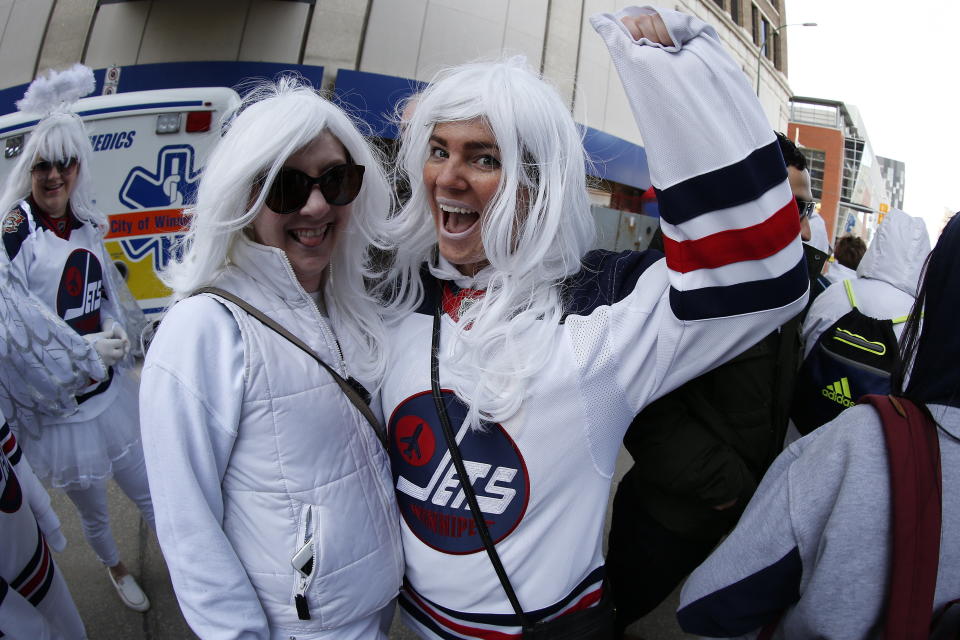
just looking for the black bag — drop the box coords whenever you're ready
[791,280,906,435]
[430,295,616,639]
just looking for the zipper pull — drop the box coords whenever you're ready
[295,594,310,620]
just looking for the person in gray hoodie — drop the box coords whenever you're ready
[677,212,960,638]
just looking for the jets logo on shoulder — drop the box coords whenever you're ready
[388,389,529,554]
[822,376,856,408]
[2,209,24,234]
[57,249,104,334]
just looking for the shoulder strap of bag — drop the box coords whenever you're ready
[429,295,534,632]
[193,286,385,447]
[843,279,858,309]
[862,394,942,640]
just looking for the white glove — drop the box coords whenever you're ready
[84,331,125,367]
[102,318,131,358]
[45,527,67,552]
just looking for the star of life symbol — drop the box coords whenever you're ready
[119,235,179,272]
[118,144,200,210]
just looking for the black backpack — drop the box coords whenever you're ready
[791,280,909,436]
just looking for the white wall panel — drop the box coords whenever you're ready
[360,0,427,79]
[573,0,615,130]
[239,0,309,63]
[138,0,247,63]
[37,0,97,73]
[541,0,583,107]
[84,1,149,69]
[302,0,369,78]
[415,3,502,80]
[429,0,508,24]
[0,0,53,88]
[601,63,641,145]
[502,0,548,67]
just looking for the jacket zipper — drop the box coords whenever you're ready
[277,252,347,376]
[294,504,318,620]
[279,254,401,585]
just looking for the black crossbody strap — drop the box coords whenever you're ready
[194,286,385,447]
[430,300,533,631]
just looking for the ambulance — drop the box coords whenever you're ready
[0,87,240,316]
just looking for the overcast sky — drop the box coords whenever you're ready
[785,0,959,243]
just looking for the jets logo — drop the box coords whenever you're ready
[388,390,529,554]
[2,209,24,234]
[57,249,103,334]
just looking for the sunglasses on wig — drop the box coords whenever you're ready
[264,163,365,214]
[31,157,78,176]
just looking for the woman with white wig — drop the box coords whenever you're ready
[0,64,154,614]
[374,7,809,639]
[139,78,403,639]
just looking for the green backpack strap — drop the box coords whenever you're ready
[843,279,858,309]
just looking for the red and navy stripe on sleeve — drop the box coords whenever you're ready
[657,140,808,321]
[8,526,56,607]
[0,422,22,467]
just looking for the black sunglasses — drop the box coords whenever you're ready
[795,197,816,220]
[265,164,365,214]
[31,157,78,175]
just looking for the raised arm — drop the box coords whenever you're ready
[589,6,808,407]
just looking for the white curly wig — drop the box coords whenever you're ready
[0,64,102,228]
[377,57,597,430]
[162,76,395,383]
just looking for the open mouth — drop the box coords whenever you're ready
[289,223,333,247]
[439,203,480,237]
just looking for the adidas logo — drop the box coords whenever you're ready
[822,377,856,408]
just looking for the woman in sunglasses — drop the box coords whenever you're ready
[372,7,810,639]
[0,65,154,614]
[139,79,402,639]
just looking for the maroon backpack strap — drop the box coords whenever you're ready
[862,394,942,640]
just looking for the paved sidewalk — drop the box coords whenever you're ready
[50,446,692,639]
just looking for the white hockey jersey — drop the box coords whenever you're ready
[381,7,810,639]
[1,199,121,426]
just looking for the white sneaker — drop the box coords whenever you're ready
[107,569,150,612]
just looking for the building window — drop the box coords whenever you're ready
[791,102,841,129]
[731,0,741,26]
[713,0,724,8]
[800,148,826,201]
[761,16,771,58]
[752,4,760,45]
[842,137,865,203]
[773,31,782,68]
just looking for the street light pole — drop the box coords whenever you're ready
[755,22,817,97]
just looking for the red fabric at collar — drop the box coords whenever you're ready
[29,197,75,241]
[441,283,485,322]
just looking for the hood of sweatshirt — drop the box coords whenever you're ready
[856,209,930,297]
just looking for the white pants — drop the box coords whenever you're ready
[62,445,154,567]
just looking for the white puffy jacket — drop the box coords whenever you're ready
[802,209,931,358]
[140,236,403,640]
